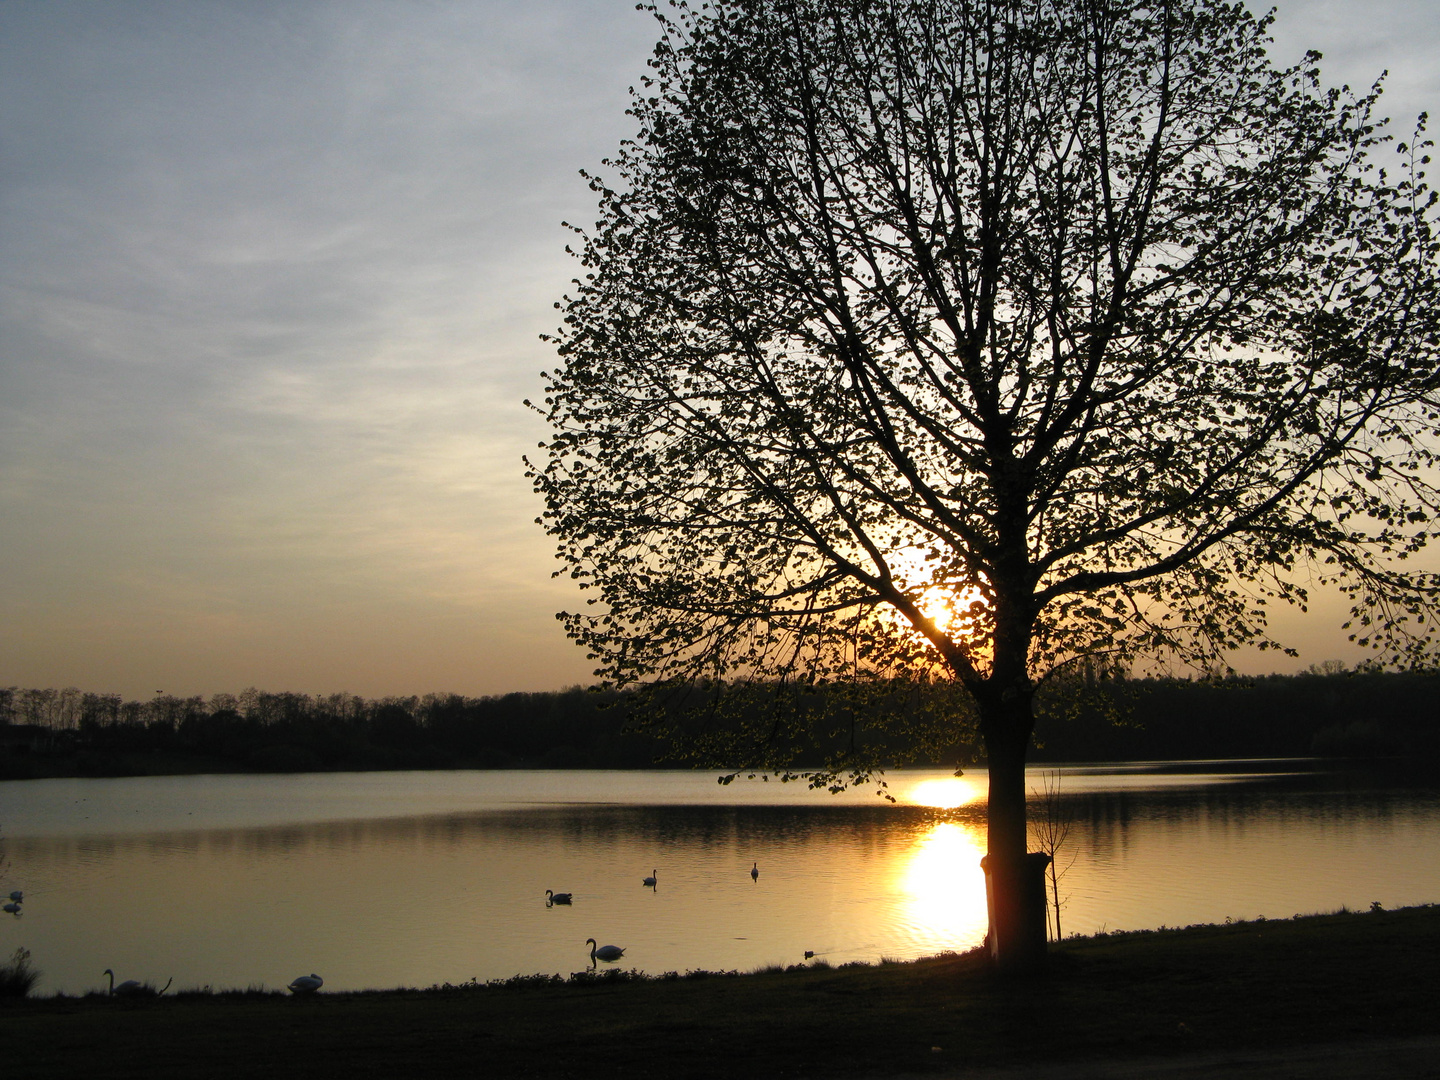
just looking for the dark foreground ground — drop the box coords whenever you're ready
[5,906,1438,1079]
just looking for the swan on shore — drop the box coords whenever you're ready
[586,938,625,963]
[545,890,573,905]
[288,974,324,994]
[104,969,171,997]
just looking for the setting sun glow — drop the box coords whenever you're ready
[904,777,979,809]
[915,582,988,638]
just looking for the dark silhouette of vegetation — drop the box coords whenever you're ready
[5,907,1440,1078]
[0,685,653,778]
[0,948,39,998]
[1,667,1436,780]
[531,0,1440,969]
[1028,770,1073,941]
[1030,665,1440,762]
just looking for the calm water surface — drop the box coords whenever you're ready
[2,762,1437,995]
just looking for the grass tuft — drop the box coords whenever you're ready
[0,948,40,998]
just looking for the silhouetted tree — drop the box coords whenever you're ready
[1029,770,1073,941]
[532,0,1440,968]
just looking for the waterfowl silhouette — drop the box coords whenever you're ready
[288,974,323,994]
[587,938,625,963]
[104,969,171,997]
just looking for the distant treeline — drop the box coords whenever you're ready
[1030,666,1440,763]
[1,667,1437,780]
[0,686,656,779]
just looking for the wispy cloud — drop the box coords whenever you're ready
[0,0,652,695]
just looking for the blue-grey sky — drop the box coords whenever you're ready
[2,1,1437,700]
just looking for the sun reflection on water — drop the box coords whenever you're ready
[894,821,989,955]
[902,776,979,809]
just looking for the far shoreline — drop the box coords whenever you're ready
[0,753,1420,786]
[6,668,1438,781]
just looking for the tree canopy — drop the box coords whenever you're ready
[530,0,1440,964]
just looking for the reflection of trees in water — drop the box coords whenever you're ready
[14,803,960,865]
[1066,777,1435,861]
[12,770,1435,871]
[545,804,937,855]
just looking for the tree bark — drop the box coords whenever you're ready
[979,687,1050,972]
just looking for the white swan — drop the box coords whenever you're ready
[288,974,324,994]
[104,969,171,996]
[545,889,573,905]
[642,870,657,887]
[586,938,625,963]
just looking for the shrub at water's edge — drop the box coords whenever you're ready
[0,948,39,998]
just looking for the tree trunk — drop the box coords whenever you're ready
[980,693,1050,973]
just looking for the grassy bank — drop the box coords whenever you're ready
[5,905,1436,1078]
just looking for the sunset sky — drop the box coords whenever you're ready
[3,0,1438,701]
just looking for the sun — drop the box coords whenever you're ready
[866,547,994,670]
[888,545,993,653]
[915,582,991,641]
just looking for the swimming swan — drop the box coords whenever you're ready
[2,903,19,915]
[751,862,759,881]
[7,890,21,903]
[545,890,573,905]
[642,870,657,887]
[586,938,625,963]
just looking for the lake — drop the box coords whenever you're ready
[2,762,1437,995]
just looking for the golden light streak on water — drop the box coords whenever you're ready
[901,776,980,809]
[893,821,989,954]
